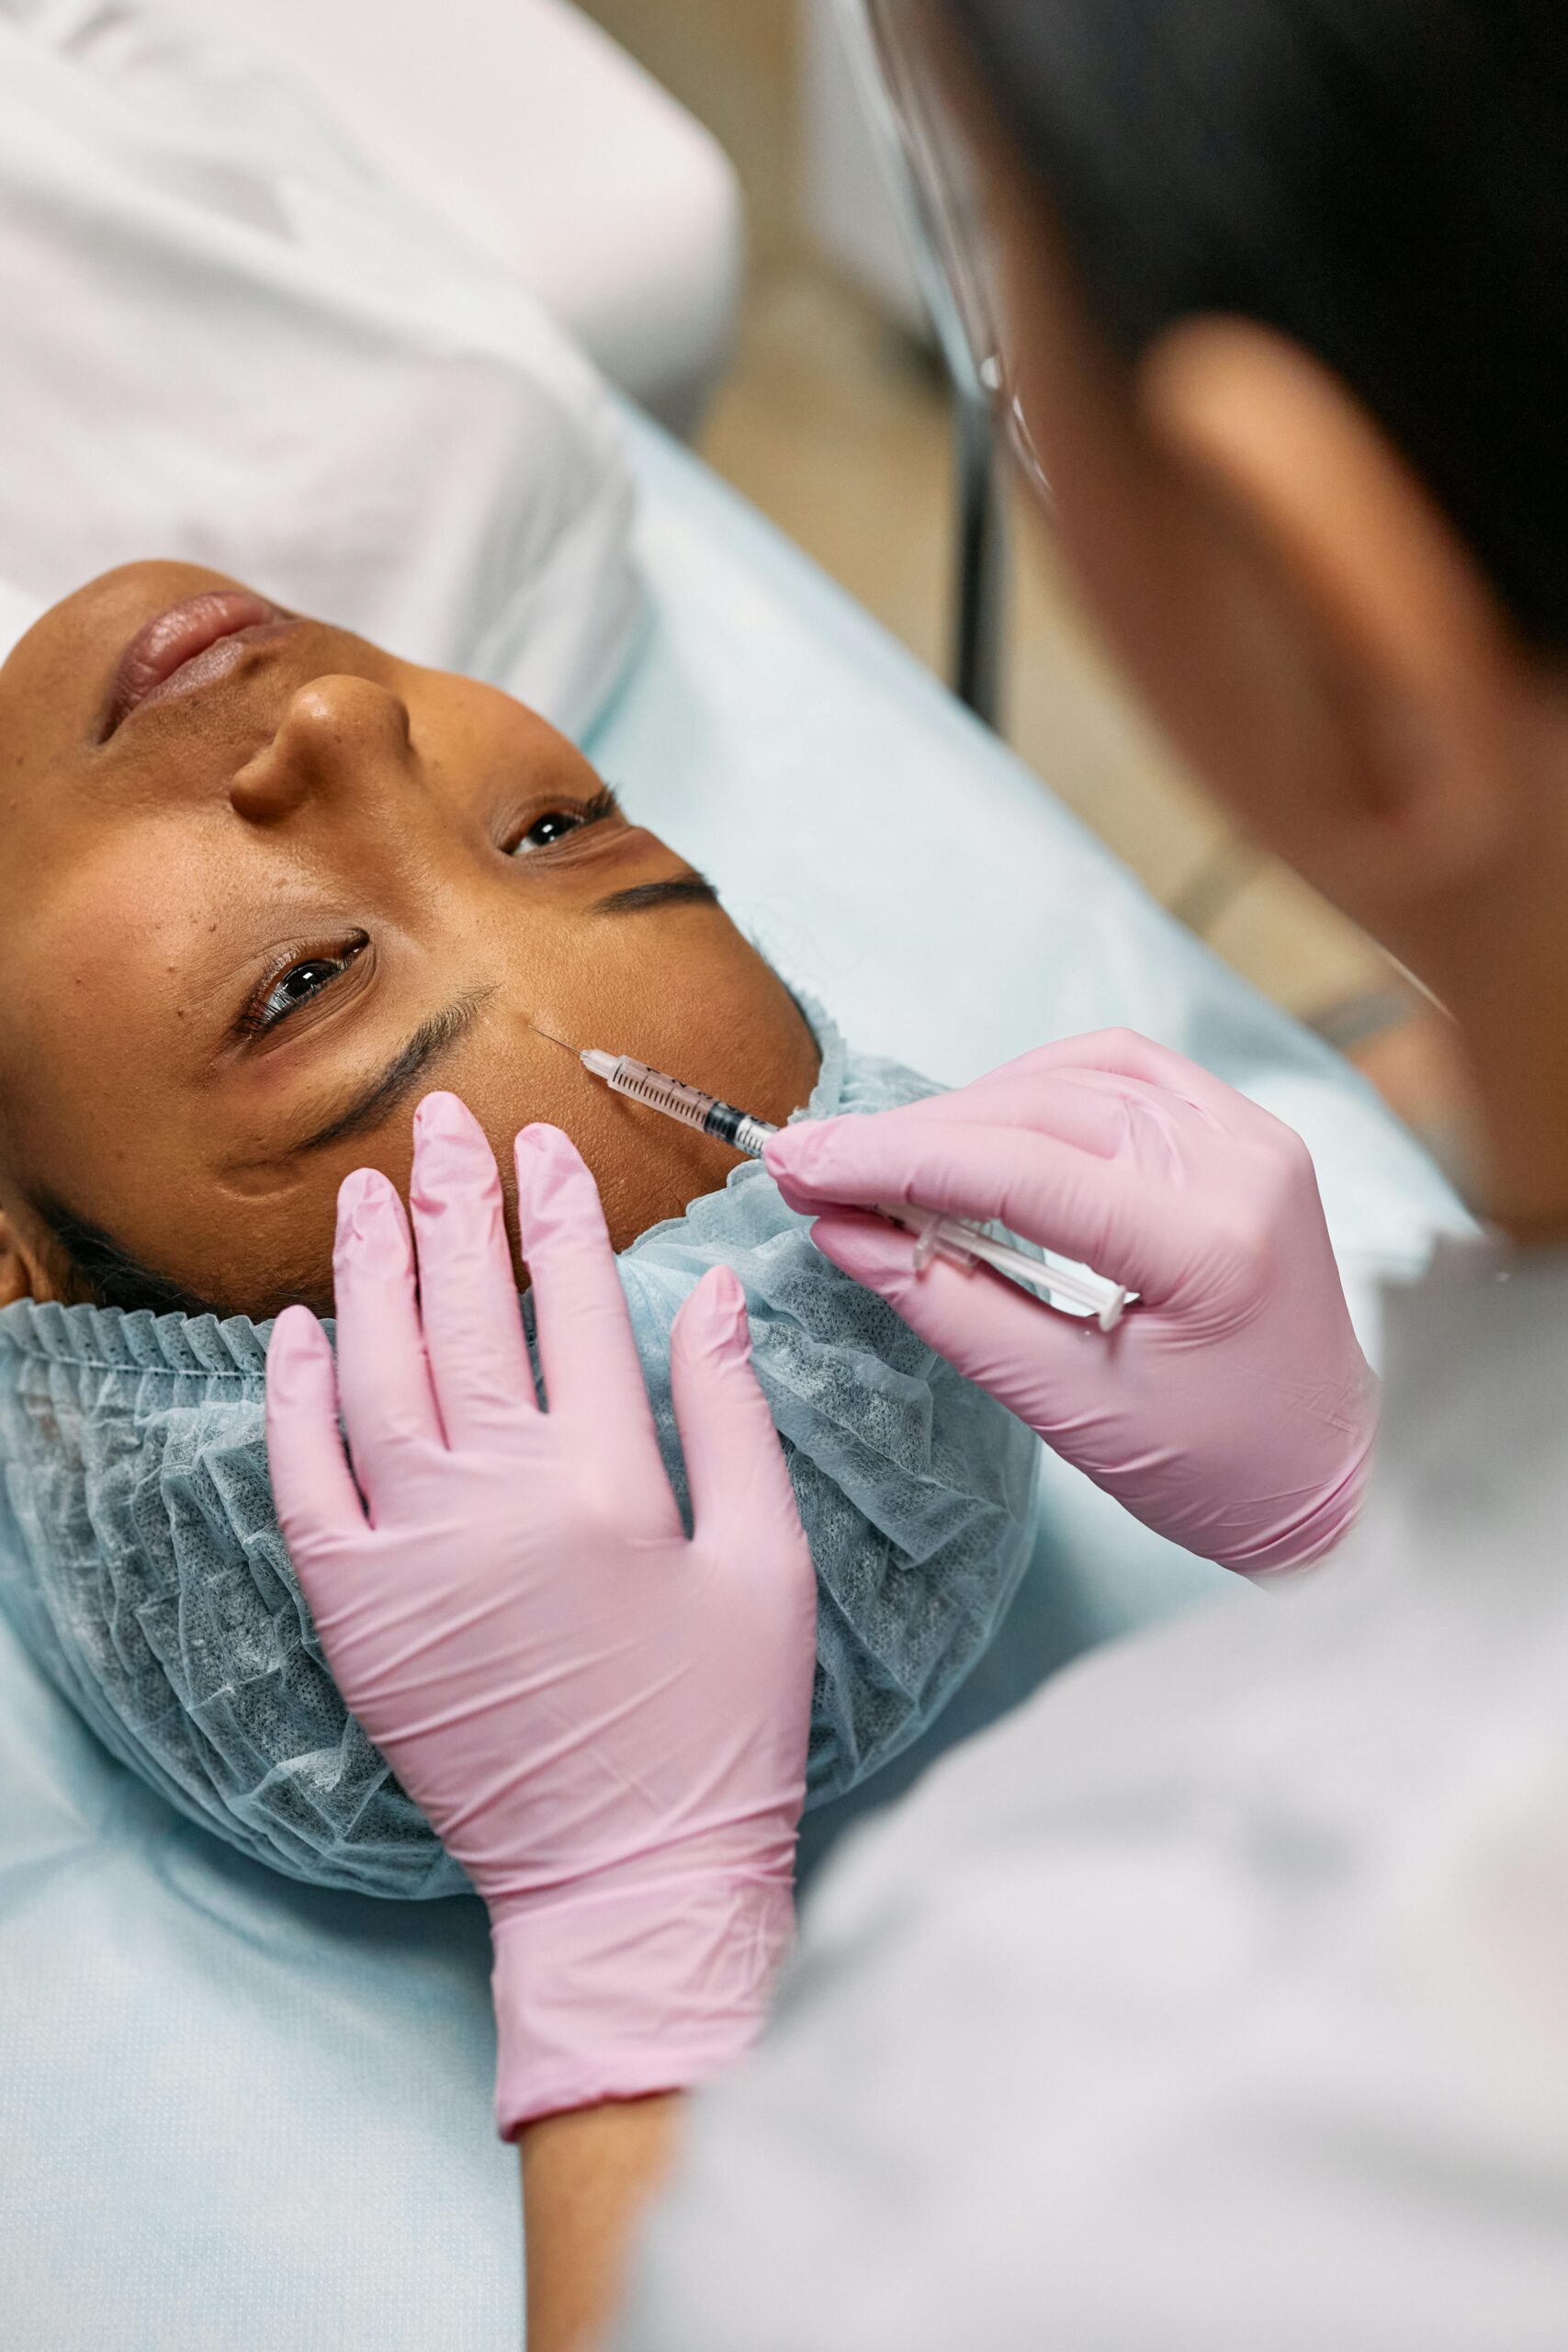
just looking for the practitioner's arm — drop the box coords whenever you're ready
[264,1092,817,2324]
[523,2100,683,2352]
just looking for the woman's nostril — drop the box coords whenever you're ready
[229,744,293,824]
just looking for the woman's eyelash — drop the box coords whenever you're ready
[236,932,369,1038]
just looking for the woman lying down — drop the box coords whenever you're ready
[0,560,1038,1895]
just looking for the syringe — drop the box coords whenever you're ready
[576,1047,780,1159]
[546,1038,1132,1332]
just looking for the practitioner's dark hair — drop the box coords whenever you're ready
[946,0,1568,650]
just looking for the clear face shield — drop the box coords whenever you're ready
[854,0,1050,503]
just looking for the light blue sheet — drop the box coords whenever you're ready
[0,414,1469,2349]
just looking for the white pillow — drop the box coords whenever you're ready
[0,0,642,736]
[0,578,40,663]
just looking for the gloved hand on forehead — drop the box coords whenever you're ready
[764,1030,1379,1576]
[265,1094,818,2134]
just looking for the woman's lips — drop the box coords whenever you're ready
[103,590,300,736]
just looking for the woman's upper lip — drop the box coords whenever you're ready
[102,590,300,736]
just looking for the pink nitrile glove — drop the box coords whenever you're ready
[264,1093,817,2136]
[763,1030,1379,1576]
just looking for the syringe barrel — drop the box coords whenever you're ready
[603,1056,711,1129]
[598,1055,779,1160]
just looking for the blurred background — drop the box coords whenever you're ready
[172,0,1464,1168]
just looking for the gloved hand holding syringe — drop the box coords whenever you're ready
[539,1034,1134,1331]
[540,1024,1377,1577]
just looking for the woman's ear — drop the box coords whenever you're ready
[1136,317,1531,911]
[0,1202,52,1307]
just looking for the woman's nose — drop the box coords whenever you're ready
[229,674,416,822]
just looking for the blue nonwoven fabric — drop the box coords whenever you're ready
[0,1012,1039,1898]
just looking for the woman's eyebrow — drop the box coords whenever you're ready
[592,870,719,918]
[291,990,492,1157]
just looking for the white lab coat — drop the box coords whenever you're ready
[615,1246,1568,2349]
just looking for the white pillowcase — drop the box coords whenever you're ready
[0,0,643,734]
[0,577,39,663]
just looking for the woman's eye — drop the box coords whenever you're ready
[244,941,365,1035]
[271,960,341,1013]
[512,808,585,854]
[503,786,619,859]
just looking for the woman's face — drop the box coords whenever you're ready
[0,560,818,1317]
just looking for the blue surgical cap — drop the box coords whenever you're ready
[0,1014,1038,1897]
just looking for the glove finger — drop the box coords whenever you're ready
[408,1092,537,1443]
[333,1167,446,1509]
[807,1211,1115,1437]
[265,1306,367,1560]
[768,1114,1190,1297]
[514,1125,671,1487]
[671,1269,810,1577]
